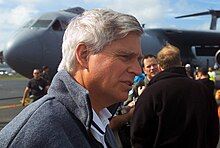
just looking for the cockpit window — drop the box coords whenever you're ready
[32,20,52,28]
[22,19,34,28]
[60,20,69,29]
[52,20,62,31]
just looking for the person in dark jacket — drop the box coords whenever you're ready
[196,67,215,96]
[131,43,219,148]
[0,9,143,148]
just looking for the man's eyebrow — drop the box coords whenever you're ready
[115,50,140,56]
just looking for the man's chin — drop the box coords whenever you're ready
[117,94,128,102]
[112,88,129,102]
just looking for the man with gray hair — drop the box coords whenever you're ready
[0,9,143,147]
[131,43,219,148]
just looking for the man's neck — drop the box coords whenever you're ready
[91,99,105,114]
[147,76,152,81]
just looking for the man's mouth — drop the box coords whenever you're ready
[123,81,133,87]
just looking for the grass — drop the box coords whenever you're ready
[0,73,28,80]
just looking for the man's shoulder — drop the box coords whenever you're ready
[38,77,48,83]
[0,96,85,147]
[2,96,69,129]
[30,96,75,122]
[145,76,196,95]
[28,78,35,83]
[28,78,43,84]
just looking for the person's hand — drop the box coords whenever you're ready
[138,86,145,95]
[127,106,135,119]
[128,100,135,107]
[21,99,26,106]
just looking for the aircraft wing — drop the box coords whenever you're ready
[143,28,220,66]
[147,28,220,46]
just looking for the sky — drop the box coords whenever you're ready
[0,0,220,51]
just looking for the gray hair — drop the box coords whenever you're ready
[58,8,143,72]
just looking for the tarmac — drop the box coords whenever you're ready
[0,78,220,147]
[0,78,28,129]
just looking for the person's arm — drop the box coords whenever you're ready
[109,107,134,131]
[21,87,30,106]
[44,85,50,93]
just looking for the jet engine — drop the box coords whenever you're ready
[215,49,220,65]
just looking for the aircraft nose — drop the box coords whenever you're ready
[3,32,43,78]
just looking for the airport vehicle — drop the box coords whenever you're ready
[3,7,220,78]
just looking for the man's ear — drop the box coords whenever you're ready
[75,43,89,69]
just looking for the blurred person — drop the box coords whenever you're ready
[185,63,193,79]
[208,67,216,82]
[0,8,143,147]
[131,43,219,148]
[197,67,215,96]
[109,101,135,148]
[214,63,219,70]
[111,54,161,148]
[215,89,220,118]
[21,69,49,105]
[41,65,51,83]
[141,54,161,86]
[129,73,145,100]
[130,54,161,100]
[215,89,220,100]
[194,66,199,80]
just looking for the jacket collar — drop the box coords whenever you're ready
[148,67,188,86]
[48,70,92,130]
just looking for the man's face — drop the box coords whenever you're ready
[44,68,49,73]
[196,72,202,80]
[85,33,142,105]
[143,57,160,80]
[33,69,41,79]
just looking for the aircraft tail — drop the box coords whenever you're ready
[175,10,220,30]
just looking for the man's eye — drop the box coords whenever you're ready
[121,55,130,60]
[146,64,157,68]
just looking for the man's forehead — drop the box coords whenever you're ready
[116,48,141,55]
[33,70,39,73]
[144,57,157,63]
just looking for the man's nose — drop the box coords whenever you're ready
[132,62,142,76]
[150,65,155,70]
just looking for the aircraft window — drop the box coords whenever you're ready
[52,20,62,31]
[23,19,34,28]
[32,20,52,28]
[60,20,68,29]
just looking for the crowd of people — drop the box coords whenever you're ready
[184,62,220,119]
[0,8,219,148]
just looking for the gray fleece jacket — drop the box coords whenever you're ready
[0,70,116,148]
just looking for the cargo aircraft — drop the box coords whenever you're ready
[3,7,220,78]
